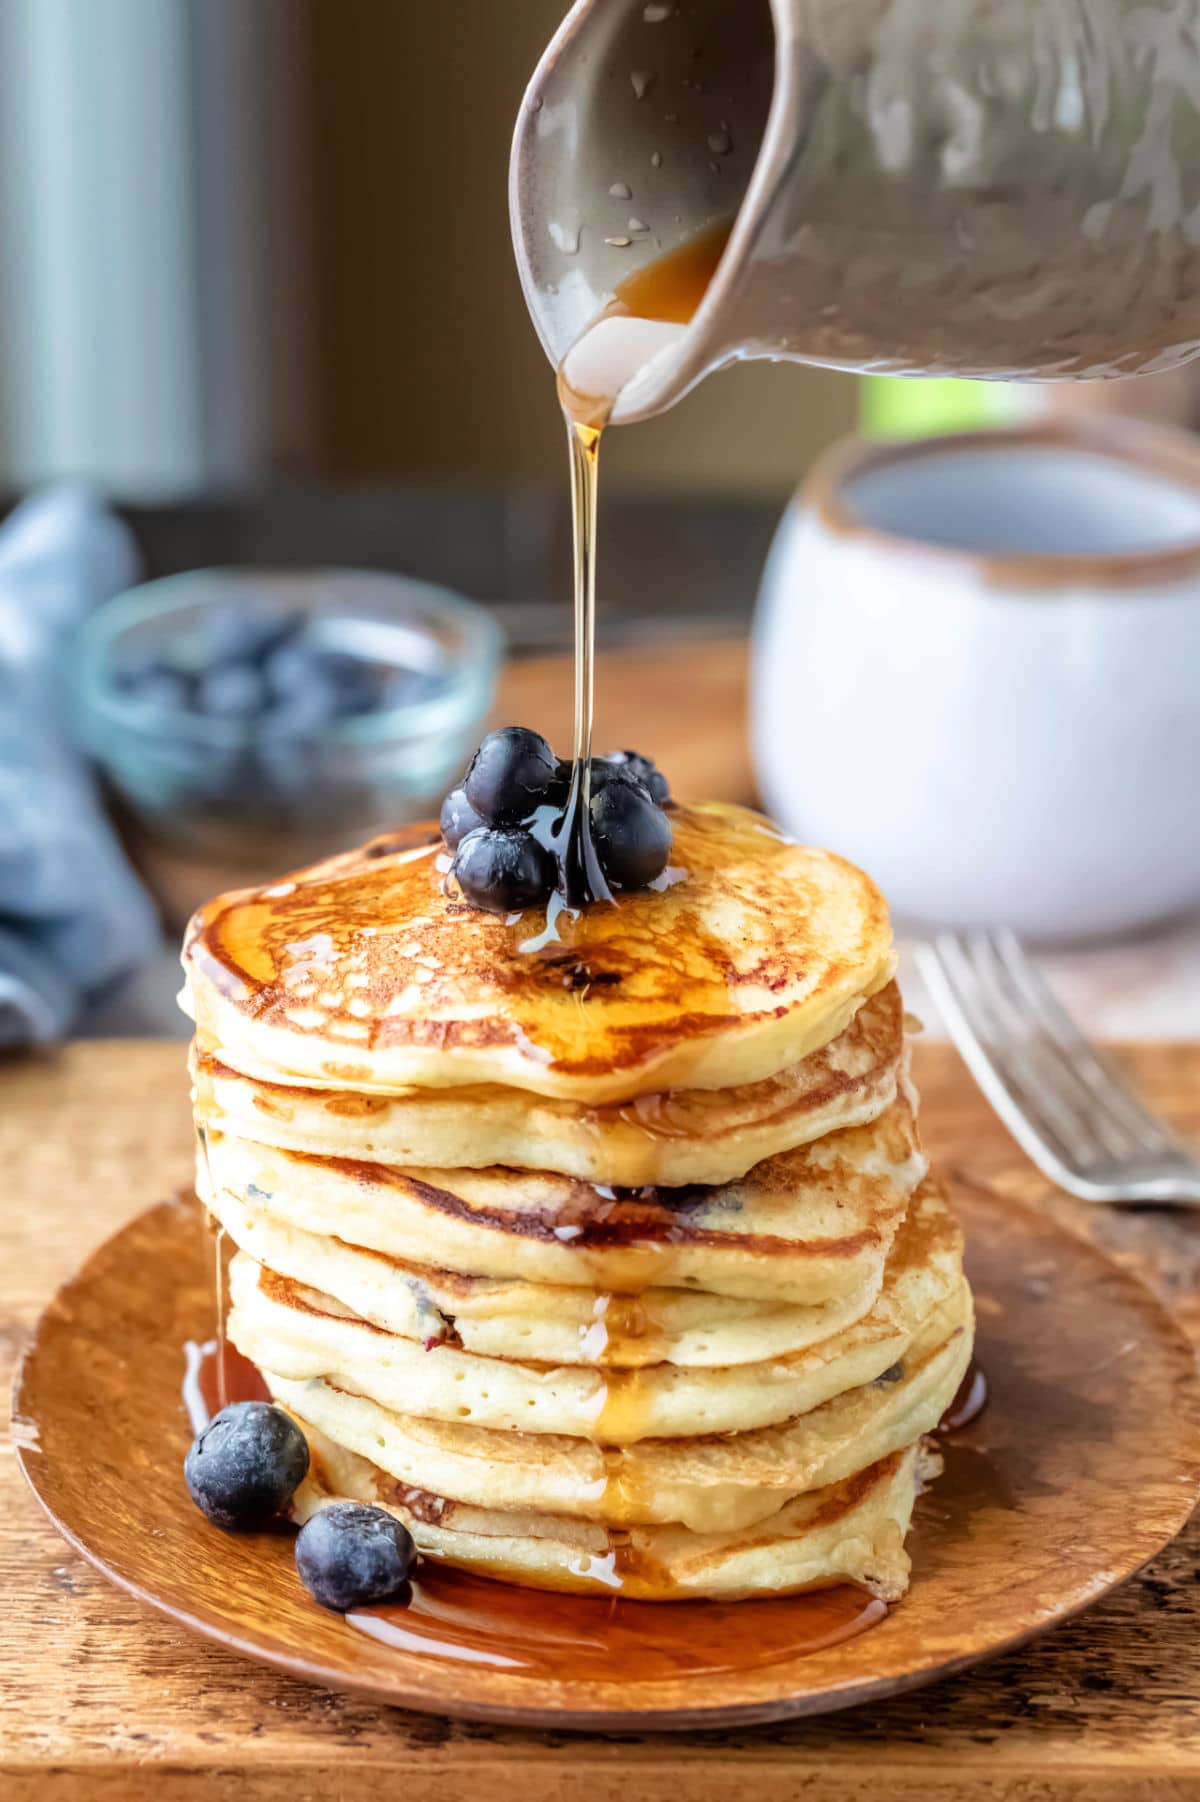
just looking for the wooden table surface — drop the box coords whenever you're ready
[4,1039,1200,1800]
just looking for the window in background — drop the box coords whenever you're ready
[0,0,311,497]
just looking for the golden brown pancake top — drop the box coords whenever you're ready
[182,802,894,1102]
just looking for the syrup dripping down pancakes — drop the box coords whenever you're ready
[182,800,974,1602]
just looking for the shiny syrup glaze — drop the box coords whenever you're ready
[181,1303,990,1677]
[939,1359,989,1433]
[182,1227,270,1435]
[349,1569,886,1682]
[184,804,824,1086]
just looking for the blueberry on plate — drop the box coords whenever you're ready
[184,1401,309,1531]
[440,785,484,850]
[463,726,559,825]
[590,777,673,890]
[295,1502,417,1610]
[598,749,670,805]
[453,826,556,914]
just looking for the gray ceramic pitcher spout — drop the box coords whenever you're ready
[510,0,1200,424]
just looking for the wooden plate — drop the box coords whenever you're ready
[14,1184,1200,1730]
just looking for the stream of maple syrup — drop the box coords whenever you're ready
[541,221,732,918]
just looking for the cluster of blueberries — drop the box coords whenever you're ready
[186,1401,416,1611]
[114,600,433,734]
[440,724,674,914]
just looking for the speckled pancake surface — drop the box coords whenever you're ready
[199,1093,927,1305]
[263,1285,971,1532]
[181,802,895,1103]
[191,982,906,1187]
[225,1180,962,1443]
[290,1420,924,1602]
[206,1184,885,1368]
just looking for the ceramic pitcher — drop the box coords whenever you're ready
[511,0,1200,422]
[752,419,1200,939]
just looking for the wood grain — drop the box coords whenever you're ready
[5,1041,1200,1797]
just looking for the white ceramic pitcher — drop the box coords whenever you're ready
[511,0,1200,421]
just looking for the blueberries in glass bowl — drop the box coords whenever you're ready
[111,599,426,733]
[76,572,503,886]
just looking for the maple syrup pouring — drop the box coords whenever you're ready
[181,1335,271,1435]
[548,415,612,908]
[182,1191,270,1434]
[546,221,733,916]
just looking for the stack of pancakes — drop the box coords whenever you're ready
[182,801,973,1602]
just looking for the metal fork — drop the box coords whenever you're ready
[916,928,1200,1205]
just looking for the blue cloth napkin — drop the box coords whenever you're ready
[0,485,159,1047]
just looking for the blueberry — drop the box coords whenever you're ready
[587,758,639,794]
[264,637,322,698]
[260,645,341,737]
[440,785,484,849]
[127,668,193,712]
[201,601,303,669]
[197,662,267,718]
[464,727,558,825]
[453,826,556,914]
[295,1502,417,1610]
[184,1401,309,1531]
[598,750,670,805]
[590,778,673,890]
[552,757,577,797]
[315,649,387,717]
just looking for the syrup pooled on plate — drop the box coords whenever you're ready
[349,1567,886,1684]
[939,1359,989,1433]
[178,1306,892,1673]
[175,1180,996,1673]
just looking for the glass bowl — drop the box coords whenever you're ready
[73,568,502,920]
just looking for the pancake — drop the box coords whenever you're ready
[200,1091,926,1304]
[191,980,906,1187]
[265,1283,971,1532]
[180,802,896,1103]
[225,1178,962,1443]
[290,1419,924,1601]
[208,1183,885,1367]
